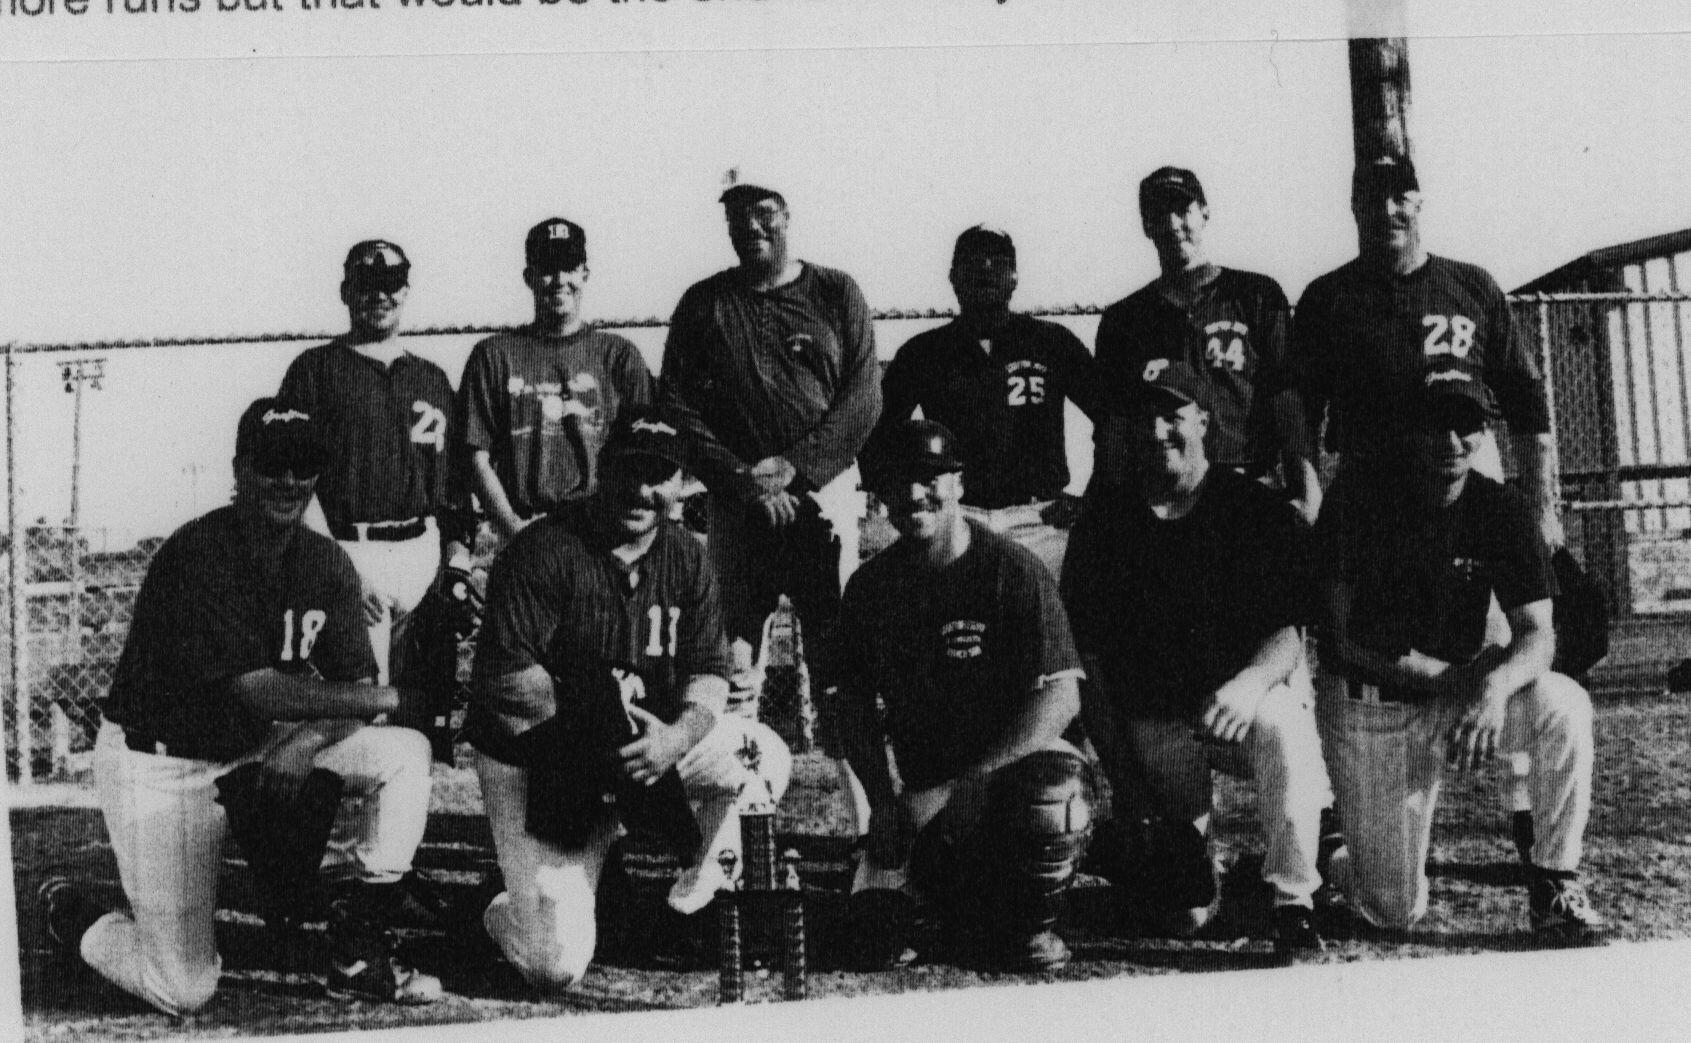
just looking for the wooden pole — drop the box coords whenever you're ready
[1347,1,1412,163]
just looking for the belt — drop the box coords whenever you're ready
[330,516,429,542]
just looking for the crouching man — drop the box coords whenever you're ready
[1314,367,1608,944]
[465,406,792,990]
[838,419,1095,973]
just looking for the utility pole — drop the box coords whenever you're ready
[57,358,104,778]
[1347,1,1413,163]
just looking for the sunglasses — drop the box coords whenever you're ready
[252,452,323,481]
[346,266,409,295]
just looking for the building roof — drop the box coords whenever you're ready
[1515,228,1691,294]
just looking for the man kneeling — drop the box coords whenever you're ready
[466,407,791,990]
[838,420,1095,973]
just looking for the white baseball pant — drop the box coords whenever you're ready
[1315,669,1594,930]
[475,716,792,991]
[961,501,1069,579]
[83,718,432,1015]
[1112,658,1330,909]
[337,518,440,685]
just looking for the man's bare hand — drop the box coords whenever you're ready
[258,729,322,804]
[618,704,690,785]
[1198,677,1270,745]
[751,455,797,497]
[1539,506,1566,551]
[1446,687,1510,772]
[757,490,801,528]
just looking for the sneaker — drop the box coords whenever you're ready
[1529,874,1610,946]
[389,870,459,930]
[39,876,107,958]
[997,929,1071,973]
[1316,805,1345,882]
[326,903,444,1005]
[842,888,919,971]
[1273,904,1325,957]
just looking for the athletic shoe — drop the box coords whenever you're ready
[997,928,1071,973]
[1316,805,1345,882]
[1529,874,1610,946]
[39,876,107,958]
[326,901,444,1005]
[1273,904,1325,957]
[842,888,919,971]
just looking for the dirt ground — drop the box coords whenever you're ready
[9,686,1689,1042]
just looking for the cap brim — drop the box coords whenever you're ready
[719,184,781,204]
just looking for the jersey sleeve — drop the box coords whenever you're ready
[472,530,567,683]
[1005,544,1084,687]
[1058,490,1118,656]
[277,350,319,410]
[861,334,926,478]
[676,539,731,681]
[1246,278,1316,461]
[1289,278,1338,452]
[308,543,380,683]
[782,271,883,490]
[457,340,503,454]
[1047,323,1107,421]
[611,335,655,408]
[657,287,761,501]
[1482,273,1552,436]
[1488,486,1557,610]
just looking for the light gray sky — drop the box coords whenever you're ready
[6,14,1691,542]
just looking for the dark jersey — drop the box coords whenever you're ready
[457,326,653,519]
[1292,254,1551,459]
[1094,268,1307,472]
[103,506,375,762]
[278,341,458,533]
[467,510,731,764]
[658,262,880,497]
[837,522,1081,790]
[872,314,1104,507]
[1315,470,1556,673]
[1062,469,1309,718]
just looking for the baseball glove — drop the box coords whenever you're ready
[390,566,484,764]
[1551,547,1609,682]
[214,762,344,930]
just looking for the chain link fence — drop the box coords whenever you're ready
[6,295,1691,787]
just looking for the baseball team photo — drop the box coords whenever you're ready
[5,8,1691,1039]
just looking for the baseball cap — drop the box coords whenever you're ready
[342,240,410,292]
[235,397,328,478]
[1136,358,1213,413]
[1353,154,1421,197]
[952,224,1017,266]
[1417,365,1496,432]
[864,419,964,488]
[1139,166,1207,214]
[603,405,690,472]
[719,167,785,207]
[524,218,588,272]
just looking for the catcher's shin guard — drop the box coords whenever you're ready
[980,752,1095,949]
[214,763,345,930]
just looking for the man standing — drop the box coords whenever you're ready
[458,217,654,543]
[1091,167,1318,520]
[837,419,1095,972]
[465,406,791,990]
[1062,361,1330,956]
[870,225,1104,576]
[1313,367,1607,943]
[1292,155,1561,546]
[39,399,442,1013]
[279,240,472,685]
[658,173,880,820]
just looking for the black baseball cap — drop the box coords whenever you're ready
[952,224,1017,266]
[1353,154,1421,197]
[524,218,588,271]
[1136,358,1213,413]
[864,419,964,488]
[1139,166,1207,214]
[342,240,410,292]
[235,397,328,477]
[603,405,689,471]
[1417,365,1496,432]
[719,168,785,207]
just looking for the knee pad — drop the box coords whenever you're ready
[983,749,1096,839]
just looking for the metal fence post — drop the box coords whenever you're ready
[6,343,31,784]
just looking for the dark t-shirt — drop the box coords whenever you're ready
[872,314,1103,507]
[1292,254,1551,459]
[457,326,653,519]
[104,506,375,761]
[658,262,880,497]
[1315,470,1556,670]
[467,510,731,764]
[1061,469,1309,718]
[278,341,459,533]
[836,522,1081,789]
[1094,268,1306,473]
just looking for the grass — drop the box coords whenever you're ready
[10,687,1690,1041]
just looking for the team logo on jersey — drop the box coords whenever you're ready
[785,333,815,355]
[1450,556,1484,583]
[942,619,986,659]
[632,418,679,437]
